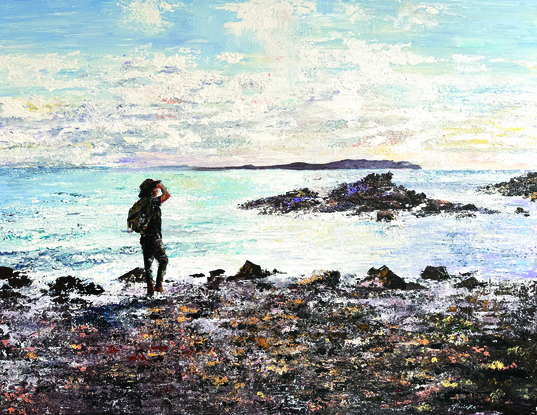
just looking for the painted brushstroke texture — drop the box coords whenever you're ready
[1,1,537,169]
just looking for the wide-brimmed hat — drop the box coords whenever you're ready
[139,179,161,197]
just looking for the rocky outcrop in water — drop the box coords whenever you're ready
[240,172,495,218]
[239,188,321,215]
[480,171,537,200]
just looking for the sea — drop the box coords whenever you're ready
[1,167,536,293]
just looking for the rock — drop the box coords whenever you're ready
[420,266,450,281]
[454,277,482,290]
[0,267,13,280]
[360,266,407,290]
[240,171,493,219]
[481,172,537,197]
[406,282,427,290]
[189,273,205,278]
[206,277,225,290]
[515,207,530,216]
[376,210,395,222]
[324,172,427,213]
[209,269,226,279]
[0,284,24,300]
[0,267,32,289]
[83,282,105,295]
[297,270,341,289]
[228,261,270,281]
[239,188,320,214]
[421,199,454,213]
[48,276,104,296]
[118,267,145,283]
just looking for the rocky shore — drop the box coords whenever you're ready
[239,172,498,219]
[1,263,536,415]
[480,172,537,202]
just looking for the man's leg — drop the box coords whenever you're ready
[142,247,155,296]
[154,239,168,292]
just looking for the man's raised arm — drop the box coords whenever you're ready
[158,183,171,203]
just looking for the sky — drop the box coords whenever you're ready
[1,0,537,169]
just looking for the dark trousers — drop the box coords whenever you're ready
[140,237,168,294]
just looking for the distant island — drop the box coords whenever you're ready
[191,159,421,171]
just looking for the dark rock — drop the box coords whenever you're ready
[240,171,493,219]
[297,270,341,289]
[83,282,105,295]
[0,267,13,280]
[416,201,495,218]
[324,172,427,214]
[406,282,427,290]
[206,277,225,290]
[228,261,270,281]
[48,275,104,296]
[256,281,274,291]
[376,210,395,222]
[189,273,205,278]
[459,203,478,211]
[118,267,145,283]
[239,188,320,214]
[421,266,450,281]
[48,276,84,295]
[209,269,226,279]
[480,171,537,198]
[360,266,407,290]
[515,207,530,216]
[454,277,482,290]
[0,267,32,289]
[421,199,454,213]
[0,284,24,300]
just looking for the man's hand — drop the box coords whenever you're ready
[158,183,171,203]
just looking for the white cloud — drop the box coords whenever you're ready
[218,0,316,56]
[216,52,246,64]
[2,40,537,169]
[119,0,182,34]
[344,4,369,24]
[0,129,37,149]
[394,3,445,30]
[0,97,62,121]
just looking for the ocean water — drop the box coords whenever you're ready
[1,167,536,291]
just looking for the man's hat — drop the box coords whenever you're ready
[139,179,161,197]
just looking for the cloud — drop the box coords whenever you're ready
[119,0,182,34]
[343,4,369,24]
[394,3,445,30]
[2,36,537,169]
[218,0,316,56]
[216,52,246,64]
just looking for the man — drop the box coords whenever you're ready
[137,179,171,296]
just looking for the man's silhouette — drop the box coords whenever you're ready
[137,179,171,296]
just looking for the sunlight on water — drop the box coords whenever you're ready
[1,168,536,285]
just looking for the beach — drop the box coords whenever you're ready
[1,262,536,414]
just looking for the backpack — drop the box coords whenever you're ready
[127,198,152,234]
